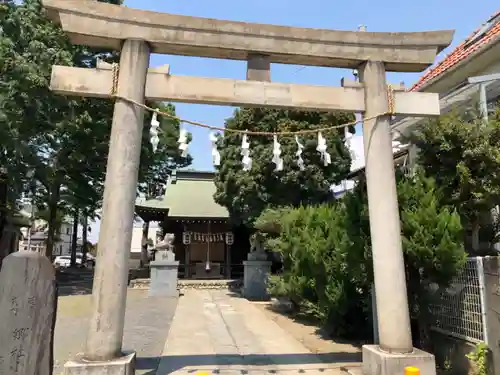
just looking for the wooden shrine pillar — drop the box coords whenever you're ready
[225,242,231,278]
[183,224,190,278]
[359,61,413,354]
[141,220,150,267]
[85,39,151,361]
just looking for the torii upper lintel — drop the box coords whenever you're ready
[41,0,454,72]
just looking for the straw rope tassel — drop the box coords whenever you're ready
[387,84,395,115]
[110,63,119,97]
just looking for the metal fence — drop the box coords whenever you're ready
[428,257,488,344]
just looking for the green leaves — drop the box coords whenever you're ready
[410,109,500,238]
[398,169,466,287]
[262,200,372,338]
[263,169,465,339]
[0,0,190,257]
[214,108,353,225]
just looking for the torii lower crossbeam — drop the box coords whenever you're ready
[50,65,440,117]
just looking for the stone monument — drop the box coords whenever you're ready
[149,233,180,297]
[0,251,57,375]
[243,233,272,300]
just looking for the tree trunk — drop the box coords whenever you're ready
[70,209,79,267]
[82,215,88,264]
[140,220,149,268]
[0,167,8,246]
[471,219,480,253]
[45,182,61,260]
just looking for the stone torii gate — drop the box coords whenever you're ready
[42,1,453,374]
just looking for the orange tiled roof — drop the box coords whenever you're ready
[411,11,500,91]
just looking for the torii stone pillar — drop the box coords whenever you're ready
[360,61,435,374]
[360,61,413,351]
[65,39,150,374]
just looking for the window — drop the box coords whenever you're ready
[66,227,70,235]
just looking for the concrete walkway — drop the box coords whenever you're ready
[157,290,358,375]
[54,289,177,375]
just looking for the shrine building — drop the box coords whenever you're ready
[134,170,250,280]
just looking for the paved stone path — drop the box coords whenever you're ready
[54,289,177,375]
[157,290,358,375]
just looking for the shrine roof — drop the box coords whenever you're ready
[411,11,500,91]
[136,170,229,220]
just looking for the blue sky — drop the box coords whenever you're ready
[87,0,498,242]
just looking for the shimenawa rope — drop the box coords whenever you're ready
[108,63,396,137]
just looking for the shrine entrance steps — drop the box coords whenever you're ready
[155,290,361,375]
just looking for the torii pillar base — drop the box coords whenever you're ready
[64,352,136,375]
[362,345,436,375]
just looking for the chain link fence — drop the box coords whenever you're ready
[428,257,488,344]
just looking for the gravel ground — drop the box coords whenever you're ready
[53,285,177,375]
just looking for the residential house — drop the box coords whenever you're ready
[391,10,500,248]
[333,11,500,197]
[17,203,78,257]
[392,11,500,136]
[388,11,500,374]
[331,125,410,197]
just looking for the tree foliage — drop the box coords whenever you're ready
[0,0,121,256]
[214,108,354,225]
[409,109,500,250]
[262,170,465,339]
[0,0,189,257]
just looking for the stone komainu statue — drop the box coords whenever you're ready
[152,233,175,261]
[156,233,175,252]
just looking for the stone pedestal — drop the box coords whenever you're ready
[362,345,436,375]
[243,258,271,300]
[64,352,135,375]
[149,249,179,297]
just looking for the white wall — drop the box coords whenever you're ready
[474,58,500,77]
[130,221,161,254]
[58,222,74,256]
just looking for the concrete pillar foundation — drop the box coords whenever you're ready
[64,352,135,375]
[243,260,271,300]
[362,345,436,375]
